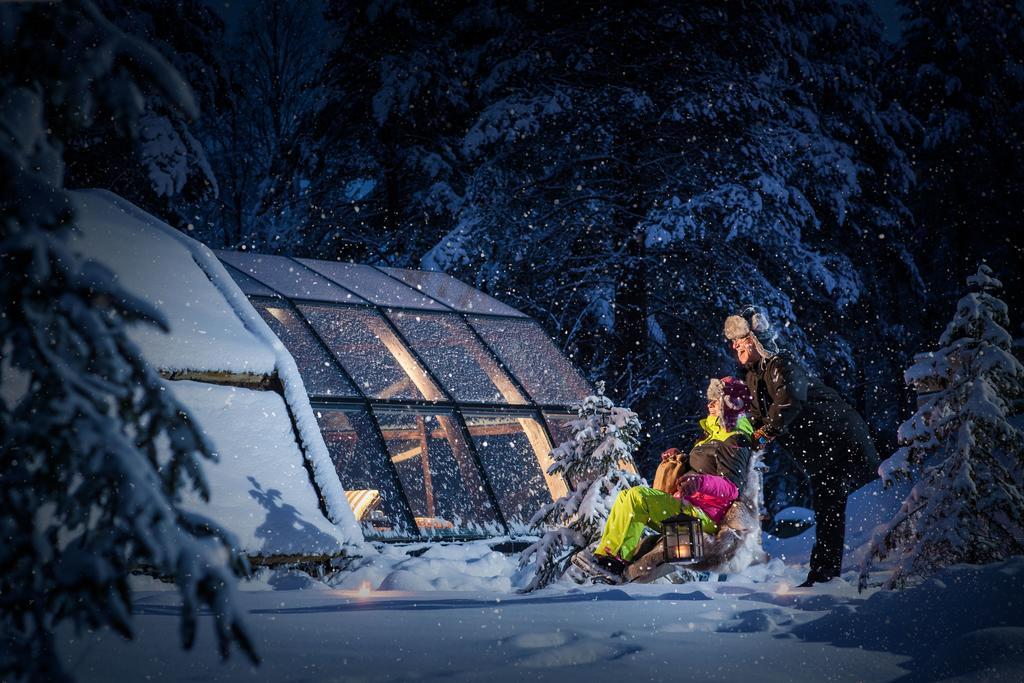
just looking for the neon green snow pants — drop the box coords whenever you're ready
[596,486,717,561]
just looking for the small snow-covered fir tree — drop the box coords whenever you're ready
[860,265,1024,589]
[1,2,255,680]
[519,382,644,591]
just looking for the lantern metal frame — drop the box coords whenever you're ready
[662,513,705,564]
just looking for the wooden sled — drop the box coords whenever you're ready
[624,451,770,583]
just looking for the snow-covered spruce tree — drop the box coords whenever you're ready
[859,265,1024,590]
[0,2,256,680]
[519,382,644,591]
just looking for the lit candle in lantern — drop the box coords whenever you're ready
[663,513,704,564]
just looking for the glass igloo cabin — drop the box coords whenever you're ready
[216,250,616,541]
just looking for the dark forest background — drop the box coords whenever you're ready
[65,0,1024,514]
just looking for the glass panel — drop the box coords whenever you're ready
[381,267,527,317]
[316,407,417,540]
[544,412,639,477]
[299,304,445,401]
[222,262,281,297]
[543,412,577,451]
[218,251,368,304]
[464,413,566,532]
[250,299,359,397]
[374,409,503,537]
[388,310,527,404]
[471,317,592,405]
[299,259,450,311]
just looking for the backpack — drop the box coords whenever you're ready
[652,449,689,494]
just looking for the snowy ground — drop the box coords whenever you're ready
[59,532,1024,682]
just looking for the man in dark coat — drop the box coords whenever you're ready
[723,306,878,586]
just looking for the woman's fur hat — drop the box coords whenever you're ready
[706,376,752,431]
[723,304,779,356]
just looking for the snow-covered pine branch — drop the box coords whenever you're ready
[0,3,256,680]
[519,382,645,591]
[137,105,218,200]
[860,264,1024,590]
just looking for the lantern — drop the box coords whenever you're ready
[662,513,704,563]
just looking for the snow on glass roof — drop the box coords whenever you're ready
[216,249,598,541]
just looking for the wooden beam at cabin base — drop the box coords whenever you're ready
[247,552,347,570]
[161,369,277,390]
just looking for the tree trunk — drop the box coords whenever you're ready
[611,216,648,397]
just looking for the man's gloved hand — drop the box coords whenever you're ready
[752,429,774,449]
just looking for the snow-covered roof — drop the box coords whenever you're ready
[70,191,276,376]
[69,190,362,556]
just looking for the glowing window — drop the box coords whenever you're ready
[252,300,358,398]
[300,305,445,401]
[464,412,566,532]
[389,310,527,404]
[374,409,502,537]
[472,317,592,405]
[316,407,416,540]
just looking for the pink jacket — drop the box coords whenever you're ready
[673,473,739,524]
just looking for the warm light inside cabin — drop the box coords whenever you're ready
[344,489,382,521]
[366,316,444,401]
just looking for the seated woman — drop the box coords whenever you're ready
[687,376,754,489]
[584,377,755,576]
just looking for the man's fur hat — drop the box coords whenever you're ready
[723,305,779,357]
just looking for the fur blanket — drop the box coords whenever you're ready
[623,452,769,582]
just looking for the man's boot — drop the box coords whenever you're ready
[797,570,835,588]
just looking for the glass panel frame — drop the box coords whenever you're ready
[250,297,360,398]
[216,248,606,542]
[299,259,451,311]
[463,410,566,532]
[470,317,593,405]
[218,251,369,304]
[380,267,527,317]
[387,310,528,405]
[373,407,503,538]
[299,304,446,402]
[542,412,577,452]
[222,262,281,297]
[315,406,418,540]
